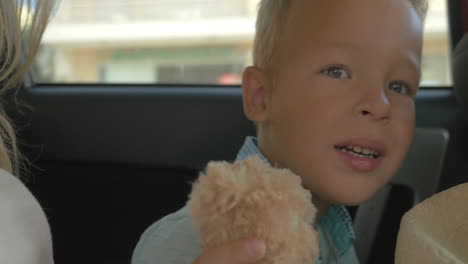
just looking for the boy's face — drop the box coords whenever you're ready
[243,0,424,205]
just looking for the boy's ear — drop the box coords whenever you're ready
[242,66,270,123]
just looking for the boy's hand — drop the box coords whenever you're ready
[193,238,266,264]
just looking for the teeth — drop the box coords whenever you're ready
[351,152,368,158]
[338,145,380,158]
[353,146,362,153]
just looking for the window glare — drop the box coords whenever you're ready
[34,0,452,87]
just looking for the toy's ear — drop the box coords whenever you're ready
[242,66,270,123]
[189,161,244,215]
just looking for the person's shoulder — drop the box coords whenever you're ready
[0,169,54,264]
[0,169,43,214]
[132,206,201,264]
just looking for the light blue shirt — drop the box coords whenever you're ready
[132,137,359,264]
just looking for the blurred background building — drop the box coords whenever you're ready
[35,0,452,86]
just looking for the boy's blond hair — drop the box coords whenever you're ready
[253,0,429,72]
[0,0,53,176]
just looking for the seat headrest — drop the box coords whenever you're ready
[453,34,468,108]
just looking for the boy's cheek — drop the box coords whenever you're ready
[391,96,416,120]
[392,105,416,149]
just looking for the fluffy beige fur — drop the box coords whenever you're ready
[188,155,319,263]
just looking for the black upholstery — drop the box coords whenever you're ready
[17,85,462,264]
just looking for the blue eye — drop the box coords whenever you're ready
[389,82,410,95]
[321,66,350,79]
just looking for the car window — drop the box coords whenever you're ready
[33,0,452,87]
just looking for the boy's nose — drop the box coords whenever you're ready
[353,88,391,122]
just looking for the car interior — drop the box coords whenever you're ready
[6,0,468,263]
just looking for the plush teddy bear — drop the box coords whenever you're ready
[188,155,319,264]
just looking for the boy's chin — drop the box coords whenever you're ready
[320,187,381,207]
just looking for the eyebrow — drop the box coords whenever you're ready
[320,41,366,52]
[321,42,421,77]
[397,51,421,79]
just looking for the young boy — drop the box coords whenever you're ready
[132,0,428,263]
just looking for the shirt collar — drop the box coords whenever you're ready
[235,136,356,257]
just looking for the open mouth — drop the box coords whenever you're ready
[334,138,386,172]
[335,145,381,159]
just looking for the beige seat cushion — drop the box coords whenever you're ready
[395,183,468,263]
